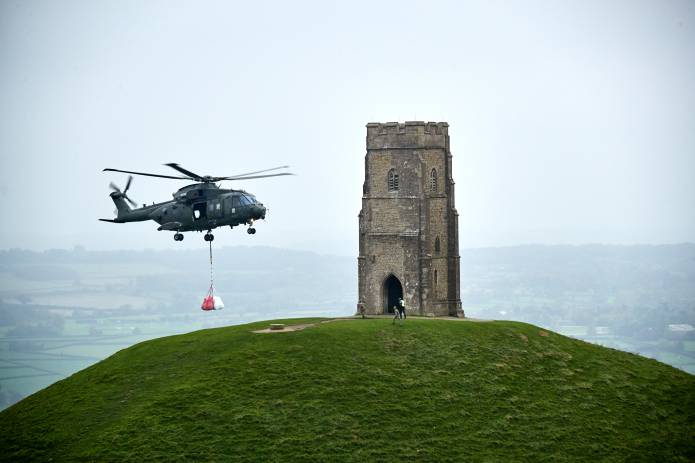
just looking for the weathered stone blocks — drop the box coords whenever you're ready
[357,122,464,317]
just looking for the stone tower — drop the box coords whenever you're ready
[357,121,464,317]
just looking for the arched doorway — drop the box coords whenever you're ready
[383,275,403,314]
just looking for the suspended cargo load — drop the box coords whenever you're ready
[201,293,224,310]
[201,241,224,310]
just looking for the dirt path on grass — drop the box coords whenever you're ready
[252,323,317,334]
[252,318,352,333]
[252,316,491,334]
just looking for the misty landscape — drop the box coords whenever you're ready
[2,1,694,460]
[2,243,693,410]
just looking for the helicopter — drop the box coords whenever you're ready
[99,163,293,242]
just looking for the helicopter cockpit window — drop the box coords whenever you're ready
[239,195,254,206]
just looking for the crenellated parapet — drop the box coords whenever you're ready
[366,121,449,150]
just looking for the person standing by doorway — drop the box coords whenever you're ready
[393,297,406,324]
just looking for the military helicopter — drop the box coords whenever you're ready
[99,163,292,242]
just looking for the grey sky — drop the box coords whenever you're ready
[1,0,693,255]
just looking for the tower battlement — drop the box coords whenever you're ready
[366,121,449,150]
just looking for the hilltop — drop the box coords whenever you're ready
[1,318,693,462]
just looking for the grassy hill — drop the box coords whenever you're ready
[1,318,693,462]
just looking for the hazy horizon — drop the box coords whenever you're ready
[2,0,694,255]
[1,241,695,259]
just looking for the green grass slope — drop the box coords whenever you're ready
[1,318,694,462]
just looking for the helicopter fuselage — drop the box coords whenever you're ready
[104,182,266,234]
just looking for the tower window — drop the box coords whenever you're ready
[430,168,438,193]
[434,269,438,289]
[435,236,441,254]
[388,169,399,191]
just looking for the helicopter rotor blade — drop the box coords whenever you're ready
[223,165,291,179]
[215,172,295,181]
[105,165,293,184]
[103,168,188,180]
[123,175,133,194]
[125,196,138,208]
[109,182,121,193]
[164,163,204,181]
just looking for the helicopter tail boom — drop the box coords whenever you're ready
[110,191,132,218]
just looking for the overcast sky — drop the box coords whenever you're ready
[1,0,693,255]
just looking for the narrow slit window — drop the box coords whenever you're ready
[435,236,441,254]
[430,168,438,193]
[388,169,399,191]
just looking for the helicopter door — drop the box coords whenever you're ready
[193,202,207,221]
[231,196,241,214]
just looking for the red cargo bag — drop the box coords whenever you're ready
[201,296,214,311]
[201,284,215,311]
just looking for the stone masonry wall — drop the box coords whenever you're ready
[358,121,464,317]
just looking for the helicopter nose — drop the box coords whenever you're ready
[255,204,266,220]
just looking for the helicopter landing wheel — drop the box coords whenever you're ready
[174,233,184,242]
[204,232,214,242]
[247,227,256,235]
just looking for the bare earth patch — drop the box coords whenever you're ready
[252,316,491,334]
[252,323,317,334]
[252,318,352,333]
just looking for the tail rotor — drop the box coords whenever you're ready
[109,175,137,207]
